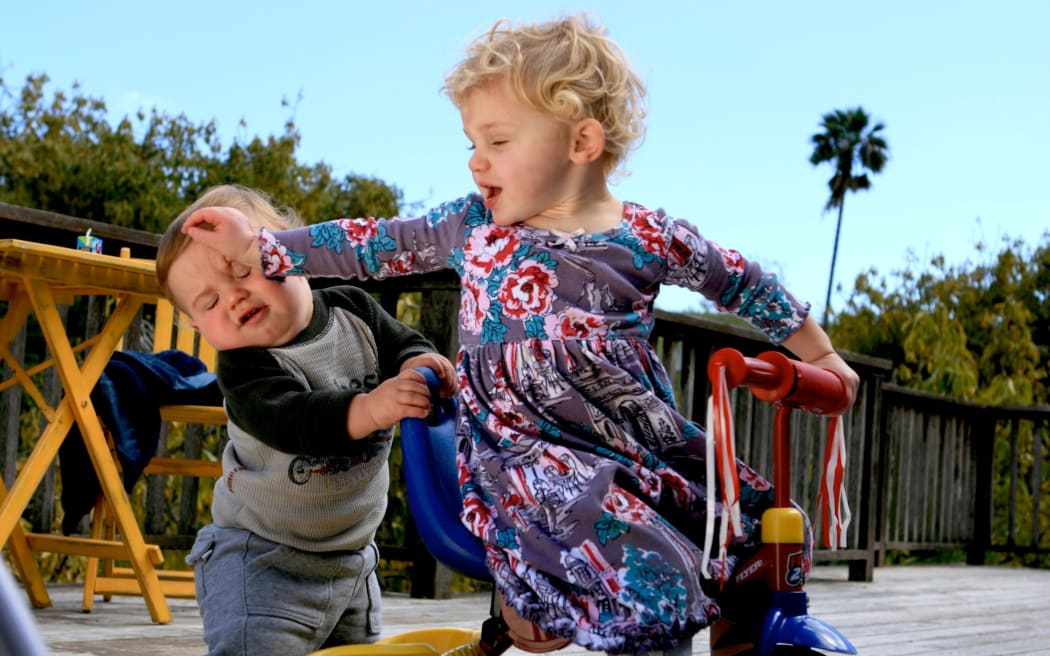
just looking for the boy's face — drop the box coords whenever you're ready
[166,240,313,351]
[461,80,576,227]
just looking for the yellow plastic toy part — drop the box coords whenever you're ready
[760,507,806,544]
[307,627,481,656]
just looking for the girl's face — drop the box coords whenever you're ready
[167,240,313,351]
[460,81,576,227]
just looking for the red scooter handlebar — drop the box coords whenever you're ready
[707,348,851,415]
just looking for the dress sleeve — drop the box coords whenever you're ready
[258,195,479,280]
[663,216,810,344]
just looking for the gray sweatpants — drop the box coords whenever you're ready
[187,524,382,656]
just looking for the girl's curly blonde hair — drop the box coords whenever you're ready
[443,14,647,178]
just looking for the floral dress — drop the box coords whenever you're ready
[259,193,811,654]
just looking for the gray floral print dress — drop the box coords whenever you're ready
[257,193,811,654]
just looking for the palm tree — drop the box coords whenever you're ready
[809,107,889,327]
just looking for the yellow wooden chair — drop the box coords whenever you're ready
[82,297,226,611]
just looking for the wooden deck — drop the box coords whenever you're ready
[19,564,1050,655]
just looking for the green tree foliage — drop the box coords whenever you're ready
[809,107,889,326]
[831,233,1049,406]
[832,234,1050,568]
[0,72,412,581]
[0,74,401,231]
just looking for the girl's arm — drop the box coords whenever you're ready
[260,197,476,280]
[662,216,810,344]
[185,195,483,282]
[660,215,859,412]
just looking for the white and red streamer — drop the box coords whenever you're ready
[816,416,852,550]
[702,364,743,582]
[702,367,851,583]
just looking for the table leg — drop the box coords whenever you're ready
[0,483,50,608]
[0,292,51,608]
[0,379,76,540]
[22,280,171,624]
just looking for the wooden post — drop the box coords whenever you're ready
[849,372,882,582]
[967,414,995,565]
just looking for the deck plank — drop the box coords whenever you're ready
[20,564,1050,655]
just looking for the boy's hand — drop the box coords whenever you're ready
[346,368,440,439]
[399,353,458,398]
[182,206,261,269]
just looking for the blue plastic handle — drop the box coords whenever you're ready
[399,367,491,581]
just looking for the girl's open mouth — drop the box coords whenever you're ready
[482,185,501,210]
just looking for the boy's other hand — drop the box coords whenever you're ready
[347,362,453,439]
[400,353,458,398]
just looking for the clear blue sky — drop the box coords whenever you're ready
[4,0,1047,316]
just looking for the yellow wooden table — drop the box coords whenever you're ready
[0,238,174,624]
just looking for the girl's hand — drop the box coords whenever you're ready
[782,315,860,415]
[182,206,260,269]
[806,352,860,414]
[400,352,458,398]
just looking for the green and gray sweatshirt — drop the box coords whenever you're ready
[211,285,436,552]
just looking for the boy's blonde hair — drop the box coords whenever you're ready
[443,14,647,178]
[156,184,301,307]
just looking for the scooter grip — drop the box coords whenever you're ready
[708,348,851,415]
[753,351,851,415]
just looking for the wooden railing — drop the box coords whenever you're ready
[878,387,1050,565]
[988,406,1050,558]
[2,203,1048,599]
